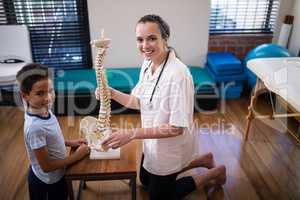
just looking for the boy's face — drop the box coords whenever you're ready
[22,78,55,111]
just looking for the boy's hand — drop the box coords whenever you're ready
[66,138,87,147]
[73,144,90,160]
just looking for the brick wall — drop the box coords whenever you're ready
[208,34,273,60]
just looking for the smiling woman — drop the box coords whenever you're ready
[136,15,169,67]
[99,14,226,200]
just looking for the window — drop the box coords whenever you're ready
[0,2,6,24]
[210,0,279,34]
[0,0,92,69]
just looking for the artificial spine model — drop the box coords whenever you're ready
[93,30,111,136]
[80,30,111,152]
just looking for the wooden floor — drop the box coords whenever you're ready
[1,96,300,200]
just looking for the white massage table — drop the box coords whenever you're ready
[244,57,300,142]
[0,62,28,86]
[0,25,31,87]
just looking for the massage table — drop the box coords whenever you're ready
[244,57,300,143]
[0,62,28,86]
[0,25,32,87]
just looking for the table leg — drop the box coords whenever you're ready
[82,181,87,189]
[67,180,74,200]
[245,107,254,141]
[244,79,262,141]
[130,177,136,200]
[76,180,86,200]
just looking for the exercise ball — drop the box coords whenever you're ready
[244,44,291,88]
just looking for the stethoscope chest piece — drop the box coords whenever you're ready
[145,101,153,110]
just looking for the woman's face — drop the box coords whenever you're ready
[136,22,167,62]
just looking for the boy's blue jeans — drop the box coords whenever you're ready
[28,166,68,200]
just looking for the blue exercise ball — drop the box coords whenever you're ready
[244,44,291,88]
[244,43,290,64]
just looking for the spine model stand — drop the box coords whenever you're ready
[80,30,112,152]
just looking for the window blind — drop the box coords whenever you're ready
[0,0,92,69]
[210,0,279,34]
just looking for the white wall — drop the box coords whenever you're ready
[273,0,294,44]
[87,0,210,68]
[288,0,300,56]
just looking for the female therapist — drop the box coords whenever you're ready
[101,14,226,199]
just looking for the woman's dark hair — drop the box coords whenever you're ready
[137,14,179,58]
[16,63,51,94]
[137,14,170,41]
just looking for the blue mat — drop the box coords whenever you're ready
[220,91,242,99]
[53,66,243,99]
[54,66,218,95]
[53,66,242,99]
[54,68,140,94]
[189,66,216,94]
[207,52,243,72]
[208,64,243,76]
[207,66,246,82]
[218,82,243,92]
[218,82,243,99]
[190,66,242,99]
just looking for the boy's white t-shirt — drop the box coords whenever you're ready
[24,111,67,184]
[131,50,198,175]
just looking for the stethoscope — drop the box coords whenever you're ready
[143,50,170,109]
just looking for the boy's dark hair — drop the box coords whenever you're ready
[16,63,52,94]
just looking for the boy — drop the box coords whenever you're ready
[16,63,90,200]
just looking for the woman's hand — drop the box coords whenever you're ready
[102,128,135,149]
[66,138,87,147]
